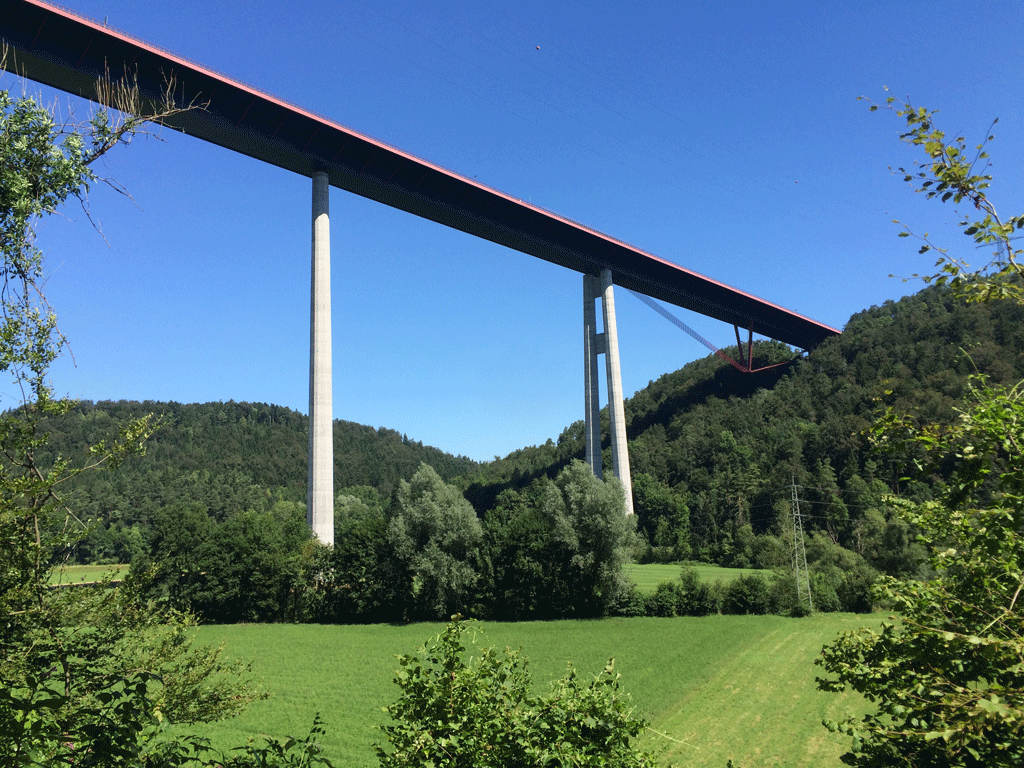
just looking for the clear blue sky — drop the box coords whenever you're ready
[9,0,1024,461]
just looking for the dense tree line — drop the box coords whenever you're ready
[25,284,1024,624]
[131,453,874,624]
[133,462,636,624]
[131,460,876,623]
[465,286,1024,579]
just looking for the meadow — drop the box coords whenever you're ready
[47,563,124,585]
[190,613,871,767]
[624,562,771,594]
[53,561,752,589]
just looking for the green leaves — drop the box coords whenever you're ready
[219,714,335,767]
[862,92,1023,304]
[1,65,296,766]
[389,463,484,620]
[818,375,1024,766]
[376,619,657,768]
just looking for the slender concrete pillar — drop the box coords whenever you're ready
[599,268,634,515]
[308,171,334,545]
[583,274,603,478]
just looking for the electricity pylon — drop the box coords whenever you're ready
[790,480,813,613]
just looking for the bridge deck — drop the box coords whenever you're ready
[1,0,839,349]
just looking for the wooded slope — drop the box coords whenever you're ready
[38,285,1024,569]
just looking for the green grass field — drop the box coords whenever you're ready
[47,563,124,585]
[48,562,748,590]
[624,562,772,594]
[189,614,871,767]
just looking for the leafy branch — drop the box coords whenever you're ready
[860,89,1024,303]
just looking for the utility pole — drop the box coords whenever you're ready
[790,479,812,612]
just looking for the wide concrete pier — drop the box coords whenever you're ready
[583,270,634,514]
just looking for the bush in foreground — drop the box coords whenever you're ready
[376,618,657,768]
[817,376,1024,766]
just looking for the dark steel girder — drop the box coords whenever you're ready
[1,0,840,350]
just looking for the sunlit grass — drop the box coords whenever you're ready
[47,563,125,585]
[624,562,772,594]
[191,613,870,767]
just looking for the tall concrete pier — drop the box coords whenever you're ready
[583,270,634,514]
[308,172,334,545]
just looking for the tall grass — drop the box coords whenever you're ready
[191,614,869,767]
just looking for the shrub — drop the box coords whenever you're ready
[721,574,774,615]
[752,534,789,570]
[610,581,648,617]
[809,567,842,613]
[678,567,721,616]
[645,581,682,617]
[376,618,657,768]
[770,572,801,616]
[836,564,876,613]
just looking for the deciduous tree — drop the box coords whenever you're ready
[863,90,1024,302]
[817,376,1024,765]
[0,53,308,764]
[816,97,1024,767]
[389,463,484,619]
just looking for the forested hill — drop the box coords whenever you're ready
[460,285,1024,563]
[37,400,477,562]
[38,284,1024,569]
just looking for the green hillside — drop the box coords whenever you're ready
[463,286,1024,570]
[36,400,477,563]
[42,285,1010,628]
[34,285,1024,596]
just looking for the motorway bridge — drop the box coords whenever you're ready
[1,0,840,533]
